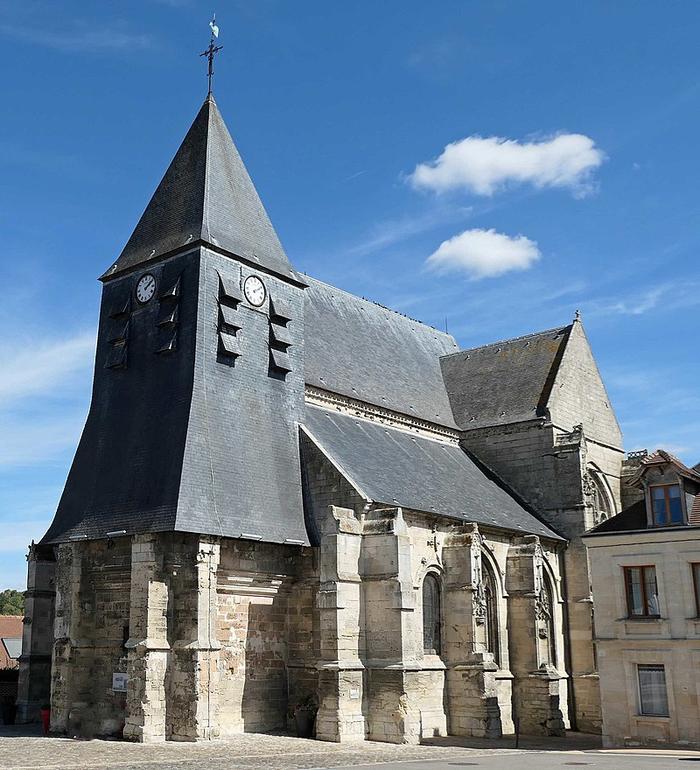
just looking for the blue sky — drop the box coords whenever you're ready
[1,1,699,589]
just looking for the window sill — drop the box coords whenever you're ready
[635,714,670,721]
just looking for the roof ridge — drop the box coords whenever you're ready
[304,275,457,342]
[645,449,700,481]
[441,323,571,360]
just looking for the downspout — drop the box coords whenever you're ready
[559,544,578,732]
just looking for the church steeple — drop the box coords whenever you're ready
[102,95,300,285]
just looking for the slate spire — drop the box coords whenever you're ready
[102,95,299,283]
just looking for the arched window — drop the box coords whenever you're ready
[592,474,612,523]
[541,576,557,667]
[483,562,500,666]
[422,573,441,655]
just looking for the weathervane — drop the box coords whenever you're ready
[200,15,222,95]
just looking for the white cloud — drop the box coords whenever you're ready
[0,331,95,406]
[410,133,605,197]
[426,228,541,279]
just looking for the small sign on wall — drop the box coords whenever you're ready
[112,673,128,692]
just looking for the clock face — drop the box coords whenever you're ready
[135,273,156,304]
[244,275,266,307]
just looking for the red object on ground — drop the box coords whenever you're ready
[40,708,50,736]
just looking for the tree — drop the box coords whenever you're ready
[0,589,24,616]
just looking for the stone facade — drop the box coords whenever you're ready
[34,499,571,743]
[583,451,700,748]
[458,321,625,733]
[585,525,700,747]
[17,94,629,746]
[15,543,55,722]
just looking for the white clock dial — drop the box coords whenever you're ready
[135,273,156,304]
[244,275,266,307]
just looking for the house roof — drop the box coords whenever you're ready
[304,277,460,428]
[101,95,300,285]
[302,404,562,540]
[440,324,572,430]
[586,499,647,534]
[638,449,700,483]
[0,616,22,639]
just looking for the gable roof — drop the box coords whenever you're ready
[631,449,700,485]
[302,405,562,540]
[304,277,460,428]
[440,324,572,430]
[102,95,299,284]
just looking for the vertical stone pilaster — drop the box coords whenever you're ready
[169,536,221,741]
[506,536,566,736]
[315,506,365,742]
[443,524,503,738]
[123,534,169,743]
[363,507,444,744]
[49,542,83,735]
[16,543,56,723]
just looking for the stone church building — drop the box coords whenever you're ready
[17,95,625,743]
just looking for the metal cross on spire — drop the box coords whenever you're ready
[200,15,223,95]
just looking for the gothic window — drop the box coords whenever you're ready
[650,484,683,526]
[592,473,613,523]
[539,576,557,667]
[422,573,441,656]
[483,562,500,666]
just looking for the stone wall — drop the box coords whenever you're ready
[459,416,623,733]
[16,544,56,723]
[45,445,573,745]
[585,527,700,748]
[51,539,131,738]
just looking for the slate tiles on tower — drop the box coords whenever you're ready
[268,294,293,375]
[217,270,242,360]
[155,275,180,354]
[104,293,130,369]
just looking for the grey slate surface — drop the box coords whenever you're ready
[302,405,561,539]
[304,277,460,428]
[102,95,299,285]
[42,255,198,543]
[440,325,572,430]
[42,248,309,546]
[586,500,647,534]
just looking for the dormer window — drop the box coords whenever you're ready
[650,484,683,526]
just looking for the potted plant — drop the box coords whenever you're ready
[39,703,51,736]
[290,694,317,738]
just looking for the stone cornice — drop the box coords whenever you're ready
[304,386,460,443]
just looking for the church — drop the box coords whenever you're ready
[16,91,626,743]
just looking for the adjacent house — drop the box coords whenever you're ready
[0,616,22,670]
[583,450,700,748]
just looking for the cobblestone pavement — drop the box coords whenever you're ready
[0,728,696,770]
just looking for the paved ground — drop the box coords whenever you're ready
[0,726,698,770]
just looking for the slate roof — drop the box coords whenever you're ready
[102,95,300,285]
[304,277,460,428]
[440,324,572,430]
[302,405,561,540]
[586,499,647,534]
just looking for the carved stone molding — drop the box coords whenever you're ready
[305,386,460,442]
